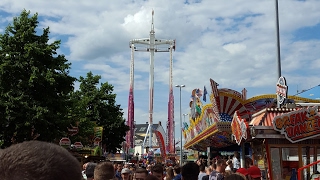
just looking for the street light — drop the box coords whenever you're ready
[175,84,185,165]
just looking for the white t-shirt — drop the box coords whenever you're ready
[233,157,240,169]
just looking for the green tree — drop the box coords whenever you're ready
[72,72,129,153]
[0,10,76,147]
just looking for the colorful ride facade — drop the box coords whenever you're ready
[183,78,320,180]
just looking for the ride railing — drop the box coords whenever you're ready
[298,160,320,180]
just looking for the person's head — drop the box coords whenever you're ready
[236,168,249,180]
[83,162,89,171]
[210,163,217,171]
[146,165,152,172]
[226,159,232,167]
[94,162,115,180]
[199,164,206,172]
[166,166,175,180]
[247,166,261,180]
[234,152,240,159]
[151,164,164,180]
[117,163,123,172]
[225,173,247,180]
[114,163,118,170]
[282,166,291,179]
[146,175,160,180]
[205,167,212,175]
[173,165,181,175]
[134,168,149,180]
[245,157,253,168]
[0,140,82,180]
[216,159,226,173]
[86,163,97,180]
[121,168,131,180]
[181,162,200,180]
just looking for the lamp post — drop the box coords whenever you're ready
[175,84,185,166]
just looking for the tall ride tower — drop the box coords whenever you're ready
[128,10,175,151]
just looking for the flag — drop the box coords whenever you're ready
[203,86,207,102]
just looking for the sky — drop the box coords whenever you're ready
[1,0,320,143]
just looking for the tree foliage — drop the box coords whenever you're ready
[0,10,76,147]
[71,72,129,153]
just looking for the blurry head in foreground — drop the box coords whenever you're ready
[0,140,82,180]
[94,162,115,180]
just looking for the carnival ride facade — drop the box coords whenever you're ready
[126,11,176,159]
[183,78,320,151]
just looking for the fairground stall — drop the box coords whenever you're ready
[183,77,320,180]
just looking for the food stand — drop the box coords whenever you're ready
[183,77,320,180]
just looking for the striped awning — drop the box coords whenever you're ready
[250,108,296,126]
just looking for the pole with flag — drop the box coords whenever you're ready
[203,86,207,102]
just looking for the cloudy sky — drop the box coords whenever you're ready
[1,0,320,141]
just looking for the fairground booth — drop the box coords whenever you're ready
[183,77,320,180]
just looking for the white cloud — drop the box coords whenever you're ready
[223,43,247,54]
[1,0,320,142]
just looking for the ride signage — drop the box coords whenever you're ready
[273,106,320,143]
[276,76,288,105]
[231,111,248,145]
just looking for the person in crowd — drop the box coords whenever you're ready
[202,166,213,180]
[198,164,207,180]
[245,157,253,169]
[147,165,152,174]
[225,173,247,180]
[224,170,233,179]
[210,164,217,172]
[173,165,182,180]
[121,168,131,180]
[282,166,291,180]
[86,162,97,180]
[94,162,115,180]
[165,166,175,180]
[0,140,82,180]
[181,162,200,180]
[247,166,262,180]
[83,162,89,180]
[233,152,240,170]
[116,163,124,180]
[147,175,161,180]
[225,159,232,171]
[135,168,149,180]
[209,159,225,180]
[151,164,164,180]
[236,168,249,180]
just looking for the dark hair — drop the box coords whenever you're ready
[173,165,181,174]
[225,173,246,180]
[181,162,200,180]
[94,162,115,180]
[166,167,175,180]
[151,164,163,174]
[146,175,159,180]
[0,140,82,180]
[199,164,206,172]
[86,162,97,178]
[135,168,149,176]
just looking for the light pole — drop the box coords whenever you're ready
[175,84,185,165]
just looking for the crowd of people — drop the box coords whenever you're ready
[0,140,263,180]
[194,152,262,180]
